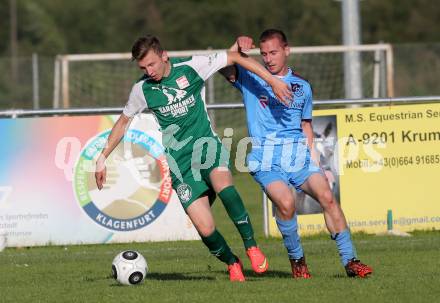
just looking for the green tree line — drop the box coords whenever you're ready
[0,0,439,56]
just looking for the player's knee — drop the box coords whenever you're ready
[277,201,295,220]
[318,190,335,209]
[197,223,216,238]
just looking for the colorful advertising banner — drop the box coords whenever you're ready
[0,114,199,247]
[267,103,440,236]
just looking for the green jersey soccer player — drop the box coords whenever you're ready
[94,35,291,281]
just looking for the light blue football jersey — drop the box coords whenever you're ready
[233,65,313,149]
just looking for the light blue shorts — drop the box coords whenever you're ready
[248,143,322,192]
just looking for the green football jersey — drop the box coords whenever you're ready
[123,52,228,164]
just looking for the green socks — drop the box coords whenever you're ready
[201,229,237,265]
[218,186,257,249]
[200,186,257,265]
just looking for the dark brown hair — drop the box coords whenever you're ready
[259,29,288,46]
[131,35,163,61]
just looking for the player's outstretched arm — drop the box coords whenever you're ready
[226,51,292,105]
[95,114,131,190]
[220,36,255,83]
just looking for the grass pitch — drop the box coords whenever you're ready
[1,174,439,302]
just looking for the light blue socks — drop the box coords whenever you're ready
[276,214,304,260]
[277,215,357,266]
[331,229,357,266]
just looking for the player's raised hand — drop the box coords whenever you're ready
[237,36,255,53]
[270,77,292,106]
[95,154,107,190]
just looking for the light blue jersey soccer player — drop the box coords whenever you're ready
[221,29,373,278]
